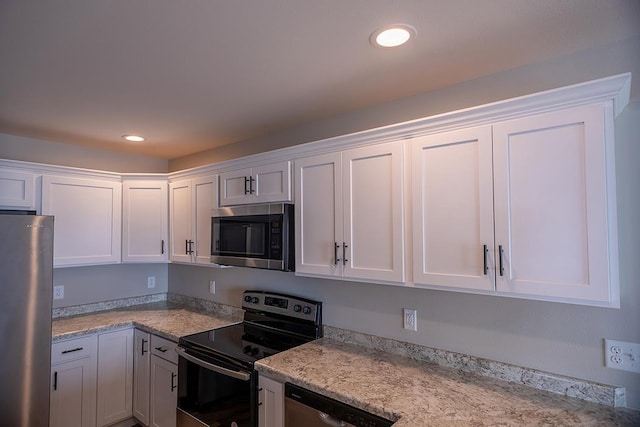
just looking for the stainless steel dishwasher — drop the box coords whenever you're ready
[285,383,394,427]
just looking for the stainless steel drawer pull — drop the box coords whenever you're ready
[155,346,168,353]
[142,339,148,355]
[175,346,251,381]
[61,347,83,354]
[483,245,488,275]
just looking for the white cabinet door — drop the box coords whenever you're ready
[258,376,284,427]
[193,176,216,265]
[295,152,342,277]
[96,329,133,427]
[50,336,97,427]
[149,355,177,427]
[0,169,35,209]
[412,126,496,291]
[133,330,151,426]
[219,167,253,205]
[219,161,291,206]
[252,161,292,204]
[295,142,405,283]
[342,142,405,283]
[493,104,617,305]
[169,176,216,264]
[169,180,193,263]
[122,180,168,263]
[42,175,122,267]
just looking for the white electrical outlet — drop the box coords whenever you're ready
[604,339,640,373]
[209,280,216,294]
[53,285,64,300]
[147,276,156,289]
[403,309,417,331]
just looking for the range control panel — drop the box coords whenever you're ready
[242,290,321,324]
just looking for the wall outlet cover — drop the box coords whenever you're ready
[53,285,64,300]
[604,338,640,373]
[147,276,156,289]
[403,308,417,331]
[209,280,216,294]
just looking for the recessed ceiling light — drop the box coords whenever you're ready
[370,24,416,48]
[122,135,145,142]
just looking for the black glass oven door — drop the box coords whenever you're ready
[177,349,257,427]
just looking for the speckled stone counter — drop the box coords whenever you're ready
[256,339,640,426]
[52,300,241,342]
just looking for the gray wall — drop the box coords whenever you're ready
[53,264,168,308]
[169,36,640,410]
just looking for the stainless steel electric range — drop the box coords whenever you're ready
[176,290,322,427]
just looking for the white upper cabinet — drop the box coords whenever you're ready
[219,161,291,206]
[122,179,168,263]
[296,141,405,283]
[492,104,618,305]
[169,176,217,264]
[412,103,619,307]
[42,175,122,267]
[412,126,495,291]
[0,169,36,209]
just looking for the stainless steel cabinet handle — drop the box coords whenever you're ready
[342,242,348,265]
[483,245,488,275]
[61,347,83,354]
[244,176,251,195]
[175,346,251,381]
[141,339,148,356]
[334,242,340,265]
[171,372,177,391]
[53,371,58,391]
[161,239,165,255]
[498,245,504,276]
[186,240,194,255]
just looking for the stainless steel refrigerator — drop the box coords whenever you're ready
[0,213,54,426]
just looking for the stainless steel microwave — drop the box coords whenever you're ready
[211,203,294,271]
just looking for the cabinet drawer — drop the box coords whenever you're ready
[52,335,96,365]
[150,335,178,364]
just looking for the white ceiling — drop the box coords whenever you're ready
[1,0,639,159]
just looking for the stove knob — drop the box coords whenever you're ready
[244,296,252,303]
[302,306,312,315]
[243,345,252,354]
[293,304,302,312]
[251,347,260,356]
[251,297,259,304]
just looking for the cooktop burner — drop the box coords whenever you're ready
[179,291,323,368]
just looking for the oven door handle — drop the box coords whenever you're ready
[175,346,251,381]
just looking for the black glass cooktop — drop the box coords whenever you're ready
[179,321,313,368]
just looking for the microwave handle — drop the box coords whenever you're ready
[175,346,251,381]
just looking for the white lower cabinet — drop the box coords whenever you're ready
[150,355,178,427]
[50,336,98,427]
[133,329,151,425]
[149,335,178,427]
[258,376,284,427]
[96,329,134,427]
[133,330,178,427]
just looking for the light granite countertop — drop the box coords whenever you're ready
[255,338,640,426]
[52,301,241,342]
